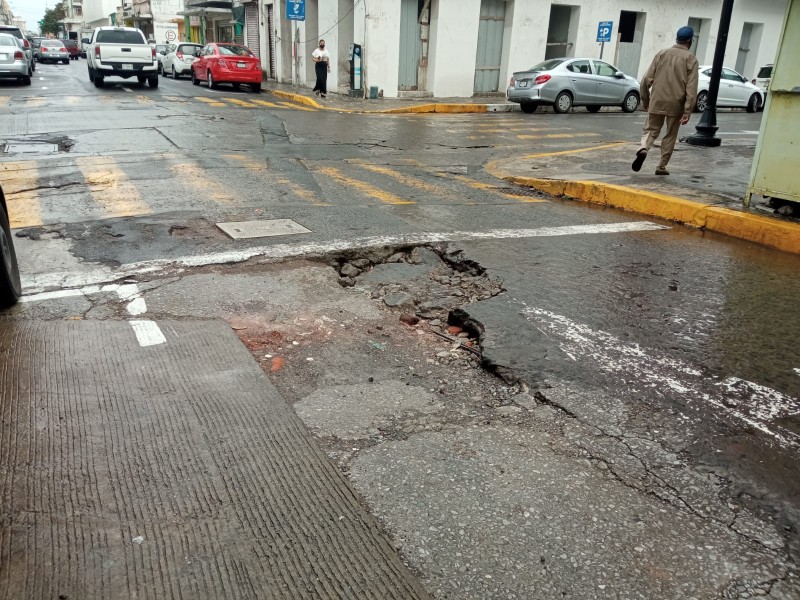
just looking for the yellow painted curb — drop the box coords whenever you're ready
[267,90,323,109]
[378,103,489,114]
[483,159,800,255]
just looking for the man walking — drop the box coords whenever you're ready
[632,26,699,175]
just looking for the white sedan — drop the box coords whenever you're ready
[161,43,203,79]
[696,66,763,113]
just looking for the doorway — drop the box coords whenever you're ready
[615,10,647,77]
[688,17,711,62]
[736,22,763,78]
[545,4,580,60]
[399,0,423,90]
[474,0,507,93]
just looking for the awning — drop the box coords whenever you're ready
[177,8,233,17]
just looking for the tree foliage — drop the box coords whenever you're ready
[40,3,66,36]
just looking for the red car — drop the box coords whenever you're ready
[64,39,80,60]
[190,43,262,92]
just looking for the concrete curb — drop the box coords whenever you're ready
[264,89,519,114]
[487,168,800,255]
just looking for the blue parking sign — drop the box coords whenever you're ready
[288,0,305,21]
[597,21,613,43]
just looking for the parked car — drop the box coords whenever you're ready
[0,25,33,72]
[752,63,773,104]
[64,39,80,60]
[39,40,70,64]
[507,58,640,114]
[0,33,31,85]
[87,26,159,88]
[191,43,262,92]
[27,35,45,61]
[696,66,763,113]
[0,182,22,308]
[162,42,202,79]
[153,43,168,72]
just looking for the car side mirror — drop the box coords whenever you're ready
[194,51,201,57]
[81,38,89,44]
[614,72,626,79]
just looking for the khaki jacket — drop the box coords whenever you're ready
[641,45,699,116]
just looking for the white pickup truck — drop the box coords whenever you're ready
[86,26,158,88]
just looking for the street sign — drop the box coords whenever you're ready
[597,21,613,43]
[287,0,305,21]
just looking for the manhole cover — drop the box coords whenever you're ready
[216,219,312,240]
[4,142,59,155]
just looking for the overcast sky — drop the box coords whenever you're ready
[8,0,50,34]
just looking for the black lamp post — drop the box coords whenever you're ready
[686,0,735,147]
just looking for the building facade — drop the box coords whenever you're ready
[256,0,787,98]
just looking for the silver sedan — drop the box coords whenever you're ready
[0,33,31,85]
[507,58,641,114]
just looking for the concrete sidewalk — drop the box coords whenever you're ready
[262,80,520,114]
[487,139,800,255]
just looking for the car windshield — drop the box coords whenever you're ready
[156,44,167,53]
[0,34,16,47]
[96,30,145,44]
[526,59,565,73]
[65,41,77,47]
[177,44,201,54]
[757,65,773,78]
[0,28,22,39]
[218,45,254,57]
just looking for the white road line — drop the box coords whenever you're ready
[519,304,800,449]
[130,320,166,347]
[126,297,148,315]
[794,368,800,377]
[122,87,133,93]
[20,222,669,294]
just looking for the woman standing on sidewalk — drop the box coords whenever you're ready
[312,39,330,98]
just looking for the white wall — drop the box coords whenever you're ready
[428,0,482,97]
[83,0,118,26]
[362,1,402,97]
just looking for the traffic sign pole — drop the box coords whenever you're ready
[600,42,604,60]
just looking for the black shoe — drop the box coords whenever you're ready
[631,148,648,172]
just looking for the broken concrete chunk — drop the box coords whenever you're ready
[400,314,420,326]
[386,252,406,263]
[338,277,356,288]
[340,263,362,278]
[351,258,371,269]
[383,292,415,308]
[409,247,442,266]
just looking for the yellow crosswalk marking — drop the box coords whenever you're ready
[353,163,444,196]
[249,99,281,108]
[516,132,600,140]
[448,173,548,203]
[0,96,8,108]
[74,156,153,219]
[162,96,188,102]
[194,96,226,107]
[1,161,43,228]
[278,101,317,111]
[316,167,415,205]
[224,97,258,108]
[26,98,46,108]
[135,95,153,104]
[224,154,266,171]
[169,161,235,203]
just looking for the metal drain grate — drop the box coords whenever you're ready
[216,219,312,240]
[4,142,59,154]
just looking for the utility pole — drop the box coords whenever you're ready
[685,0,735,147]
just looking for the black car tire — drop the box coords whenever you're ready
[251,84,261,93]
[0,198,22,308]
[553,91,573,114]
[21,75,31,86]
[191,69,199,85]
[207,71,217,89]
[586,105,602,113]
[94,74,104,88]
[746,93,760,113]
[622,91,640,113]
[62,59,68,64]
[148,74,159,88]
[172,66,179,80]
[695,91,708,113]
[520,102,537,114]
[88,67,94,82]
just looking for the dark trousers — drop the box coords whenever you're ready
[313,61,328,95]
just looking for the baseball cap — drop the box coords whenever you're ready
[676,26,695,42]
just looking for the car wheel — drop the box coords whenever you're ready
[586,105,602,113]
[21,75,31,86]
[251,83,261,93]
[622,92,639,113]
[0,199,22,308]
[232,82,241,90]
[88,67,94,82]
[520,102,537,114]
[137,75,147,84]
[94,74,104,88]
[172,66,179,80]
[148,74,159,88]
[553,91,573,114]
[63,59,69,65]
[191,69,200,86]
[695,91,708,113]
[207,71,217,89]
[746,93,761,113]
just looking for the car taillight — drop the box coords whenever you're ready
[751,79,756,84]
[219,59,228,68]
[534,74,551,85]
[23,39,30,48]
[176,51,183,60]
[14,50,23,60]
[509,76,516,86]
[61,48,67,52]
[152,47,156,60]
[95,46,101,59]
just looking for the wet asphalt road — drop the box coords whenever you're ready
[1,59,799,593]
